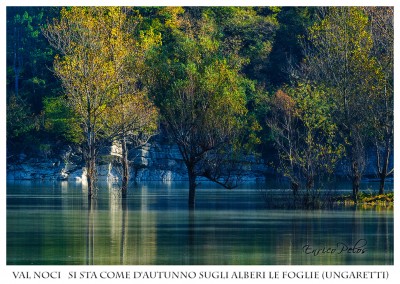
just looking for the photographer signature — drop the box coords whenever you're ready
[302,239,367,256]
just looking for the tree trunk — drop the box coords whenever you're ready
[349,134,364,203]
[86,149,96,199]
[379,174,385,195]
[378,141,391,195]
[188,167,197,209]
[86,131,96,199]
[306,174,314,191]
[378,157,389,195]
[121,138,129,197]
[352,160,360,203]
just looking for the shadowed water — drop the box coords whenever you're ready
[7,181,393,265]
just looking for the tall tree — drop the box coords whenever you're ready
[266,89,300,193]
[147,8,253,207]
[44,7,160,197]
[363,7,394,194]
[267,84,343,198]
[300,7,378,201]
[44,7,119,198]
[100,7,159,195]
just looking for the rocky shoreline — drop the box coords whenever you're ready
[7,141,268,183]
[7,138,391,184]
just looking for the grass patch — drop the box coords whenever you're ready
[334,192,394,208]
[260,189,394,210]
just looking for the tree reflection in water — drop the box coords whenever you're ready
[86,198,95,265]
[6,182,393,265]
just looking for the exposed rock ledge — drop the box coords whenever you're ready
[7,141,268,183]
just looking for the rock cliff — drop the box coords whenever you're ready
[7,140,268,182]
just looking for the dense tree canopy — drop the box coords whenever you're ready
[6,6,394,201]
[296,7,392,200]
[43,7,159,197]
[146,8,255,206]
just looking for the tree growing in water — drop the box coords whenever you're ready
[363,7,394,194]
[44,7,158,197]
[267,84,343,200]
[300,7,379,202]
[100,7,159,196]
[44,7,113,197]
[147,8,253,207]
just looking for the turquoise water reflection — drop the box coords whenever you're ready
[7,181,393,265]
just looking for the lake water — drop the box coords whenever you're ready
[7,181,393,265]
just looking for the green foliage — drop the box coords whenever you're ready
[6,7,60,113]
[267,7,316,86]
[6,6,393,196]
[6,7,63,157]
[7,95,35,139]
[267,83,344,190]
[147,8,255,191]
[43,96,82,144]
[208,7,279,83]
[289,83,345,174]
[303,7,392,196]
[306,7,379,124]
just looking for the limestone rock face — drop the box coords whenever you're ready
[7,140,267,182]
[129,142,188,181]
[6,140,391,183]
[7,160,67,181]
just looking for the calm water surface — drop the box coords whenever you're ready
[7,181,393,265]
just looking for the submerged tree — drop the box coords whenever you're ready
[267,89,301,194]
[363,7,394,194]
[300,7,379,201]
[267,84,343,198]
[148,8,252,207]
[100,7,159,195]
[44,7,160,197]
[44,7,116,197]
